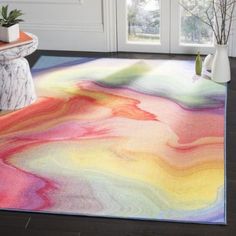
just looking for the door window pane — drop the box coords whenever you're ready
[180,0,213,45]
[127,0,160,43]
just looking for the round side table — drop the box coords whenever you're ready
[0,33,38,110]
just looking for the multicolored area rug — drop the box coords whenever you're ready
[0,56,227,224]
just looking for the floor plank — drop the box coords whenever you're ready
[0,211,30,229]
[0,227,80,236]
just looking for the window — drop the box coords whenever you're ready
[127,0,160,43]
[180,0,213,46]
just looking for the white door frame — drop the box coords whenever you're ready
[116,0,170,53]
[103,0,118,52]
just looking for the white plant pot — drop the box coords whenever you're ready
[0,24,20,42]
[203,54,214,71]
[212,44,231,83]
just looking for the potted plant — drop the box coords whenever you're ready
[180,0,236,83]
[0,5,24,42]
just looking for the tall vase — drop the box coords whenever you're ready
[212,44,231,83]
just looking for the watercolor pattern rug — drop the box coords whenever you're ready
[0,56,227,224]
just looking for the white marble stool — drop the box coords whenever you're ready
[0,33,38,110]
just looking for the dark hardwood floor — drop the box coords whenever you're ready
[0,50,235,236]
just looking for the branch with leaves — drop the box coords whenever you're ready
[179,0,236,45]
[0,5,24,28]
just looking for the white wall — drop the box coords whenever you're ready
[2,0,117,52]
[229,9,236,57]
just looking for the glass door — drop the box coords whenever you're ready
[117,0,215,54]
[170,0,215,54]
[117,0,170,53]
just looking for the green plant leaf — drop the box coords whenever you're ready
[0,5,24,27]
[2,5,8,20]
